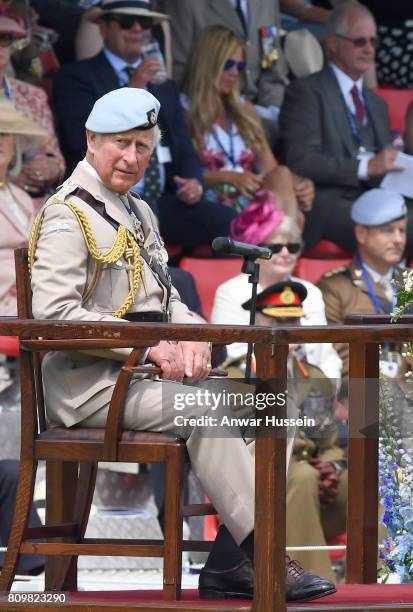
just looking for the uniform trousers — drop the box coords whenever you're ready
[73,377,297,546]
[286,448,347,582]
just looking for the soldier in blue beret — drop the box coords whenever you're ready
[318,188,408,376]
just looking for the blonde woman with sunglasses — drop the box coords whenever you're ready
[182,25,315,226]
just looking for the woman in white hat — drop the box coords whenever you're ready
[0,16,65,203]
[0,99,47,315]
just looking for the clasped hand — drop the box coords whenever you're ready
[148,340,211,381]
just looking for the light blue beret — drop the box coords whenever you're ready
[85,88,160,133]
[351,189,407,226]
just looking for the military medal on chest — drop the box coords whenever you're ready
[259,25,279,69]
[129,210,145,244]
[153,230,169,269]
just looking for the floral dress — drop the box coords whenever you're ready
[199,120,257,212]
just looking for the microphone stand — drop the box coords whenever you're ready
[242,256,260,380]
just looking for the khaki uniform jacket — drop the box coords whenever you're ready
[30,162,196,426]
[317,258,403,376]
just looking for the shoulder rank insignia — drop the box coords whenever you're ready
[324,265,347,278]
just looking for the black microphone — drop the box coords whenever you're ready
[212,237,272,260]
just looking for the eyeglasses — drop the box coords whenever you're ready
[336,33,379,49]
[260,243,302,254]
[0,34,15,48]
[107,15,154,30]
[223,58,247,72]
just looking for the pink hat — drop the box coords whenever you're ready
[0,16,26,39]
[230,192,284,245]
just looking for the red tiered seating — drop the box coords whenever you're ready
[294,257,351,285]
[302,240,352,260]
[375,87,413,132]
[180,257,242,320]
[0,336,19,357]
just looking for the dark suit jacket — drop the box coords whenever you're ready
[279,65,392,188]
[52,50,202,183]
[278,66,392,245]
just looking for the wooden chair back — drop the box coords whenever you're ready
[15,247,47,434]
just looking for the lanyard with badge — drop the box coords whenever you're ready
[210,114,236,167]
[357,254,402,377]
[329,67,374,160]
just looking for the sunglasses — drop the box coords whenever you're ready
[0,34,15,48]
[336,34,379,49]
[107,15,154,30]
[260,243,302,254]
[223,58,247,72]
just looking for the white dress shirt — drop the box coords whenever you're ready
[329,62,371,180]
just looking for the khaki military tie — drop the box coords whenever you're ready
[379,277,394,304]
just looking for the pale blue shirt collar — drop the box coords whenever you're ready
[103,47,142,86]
[330,62,364,98]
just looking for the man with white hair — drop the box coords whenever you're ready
[29,87,335,603]
[279,3,409,251]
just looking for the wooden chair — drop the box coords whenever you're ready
[0,248,215,597]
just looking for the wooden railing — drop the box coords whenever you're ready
[0,315,412,612]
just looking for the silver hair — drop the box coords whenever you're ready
[324,2,375,37]
[7,137,22,178]
[276,215,302,243]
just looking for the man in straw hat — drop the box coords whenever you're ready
[279,3,408,251]
[53,0,236,247]
[29,86,335,603]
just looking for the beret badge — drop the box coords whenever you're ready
[147,109,157,126]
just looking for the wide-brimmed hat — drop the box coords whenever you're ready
[284,29,323,78]
[0,16,26,39]
[0,99,48,151]
[87,0,168,23]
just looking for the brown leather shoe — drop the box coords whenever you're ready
[198,556,336,602]
[285,555,336,602]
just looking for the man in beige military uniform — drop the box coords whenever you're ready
[317,189,408,376]
[30,87,334,603]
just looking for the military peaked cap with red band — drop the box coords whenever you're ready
[242,281,308,318]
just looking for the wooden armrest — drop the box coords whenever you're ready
[102,348,144,461]
[122,365,228,377]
